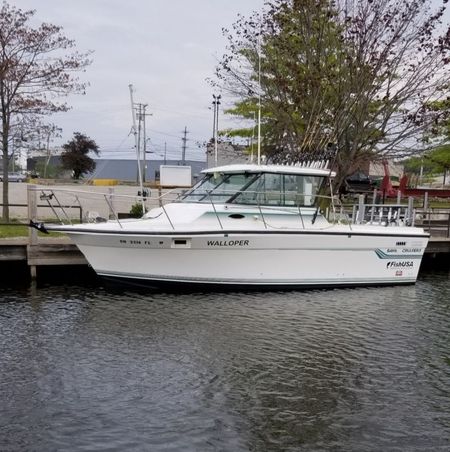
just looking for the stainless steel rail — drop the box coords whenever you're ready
[29,186,425,232]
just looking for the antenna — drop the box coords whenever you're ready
[212,94,221,166]
[257,15,262,166]
[250,111,256,163]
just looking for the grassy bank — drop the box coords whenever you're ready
[0,223,29,238]
[0,223,62,239]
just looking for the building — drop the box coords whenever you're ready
[206,141,252,167]
[369,161,404,180]
[89,159,206,184]
[27,156,206,184]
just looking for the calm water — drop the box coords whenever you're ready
[1,272,449,452]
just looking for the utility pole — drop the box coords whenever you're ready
[133,102,152,183]
[164,142,167,165]
[137,103,148,182]
[137,103,143,181]
[142,104,147,182]
[181,126,188,165]
[128,84,145,213]
[212,94,221,166]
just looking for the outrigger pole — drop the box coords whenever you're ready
[257,14,262,166]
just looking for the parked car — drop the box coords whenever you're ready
[0,172,27,182]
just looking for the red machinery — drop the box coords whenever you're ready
[380,160,398,197]
[381,159,450,198]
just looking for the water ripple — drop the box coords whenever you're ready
[0,273,449,451]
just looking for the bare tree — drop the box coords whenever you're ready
[215,0,450,188]
[0,2,91,220]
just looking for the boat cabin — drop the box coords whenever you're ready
[180,164,332,208]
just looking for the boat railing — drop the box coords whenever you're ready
[198,190,346,230]
[346,196,416,227]
[30,184,335,230]
[29,185,421,231]
[28,185,182,228]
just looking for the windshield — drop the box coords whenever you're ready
[180,172,257,203]
[180,172,324,206]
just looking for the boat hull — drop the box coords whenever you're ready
[66,229,429,288]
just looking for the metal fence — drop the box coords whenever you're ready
[415,208,450,238]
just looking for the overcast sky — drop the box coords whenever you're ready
[11,0,265,161]
[9,1,449,163]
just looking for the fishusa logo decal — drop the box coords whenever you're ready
[387,261,413,269]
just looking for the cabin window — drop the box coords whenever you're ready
[179,173,226,202]
[232,173,323,207]
[179,171,324,207]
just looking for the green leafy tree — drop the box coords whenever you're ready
[35,160,64,179]
[404,146,450,185]
[215,0,450,189]
[428,147,450,185]
[0,2,91,220]
[61,133,99,179]
[216,0,344,156]
[417,97,450,184]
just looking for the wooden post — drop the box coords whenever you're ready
[423,191,428,210]
[447,210,450,238]
[27,184,38,279]
[357,194,365,224]
[407,196,414,226]
[29,263,37,280]
[108,187,115,219]
[27,184,38,245]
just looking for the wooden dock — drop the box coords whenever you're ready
[0,237,87,279]
[425,237,450,254]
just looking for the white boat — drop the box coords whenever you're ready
[35,164,429,289]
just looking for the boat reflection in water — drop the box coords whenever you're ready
[1,272,449,451]
[35,164,429,288]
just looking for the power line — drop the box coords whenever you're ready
[148,104,212,121]
[147,127,204,142]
